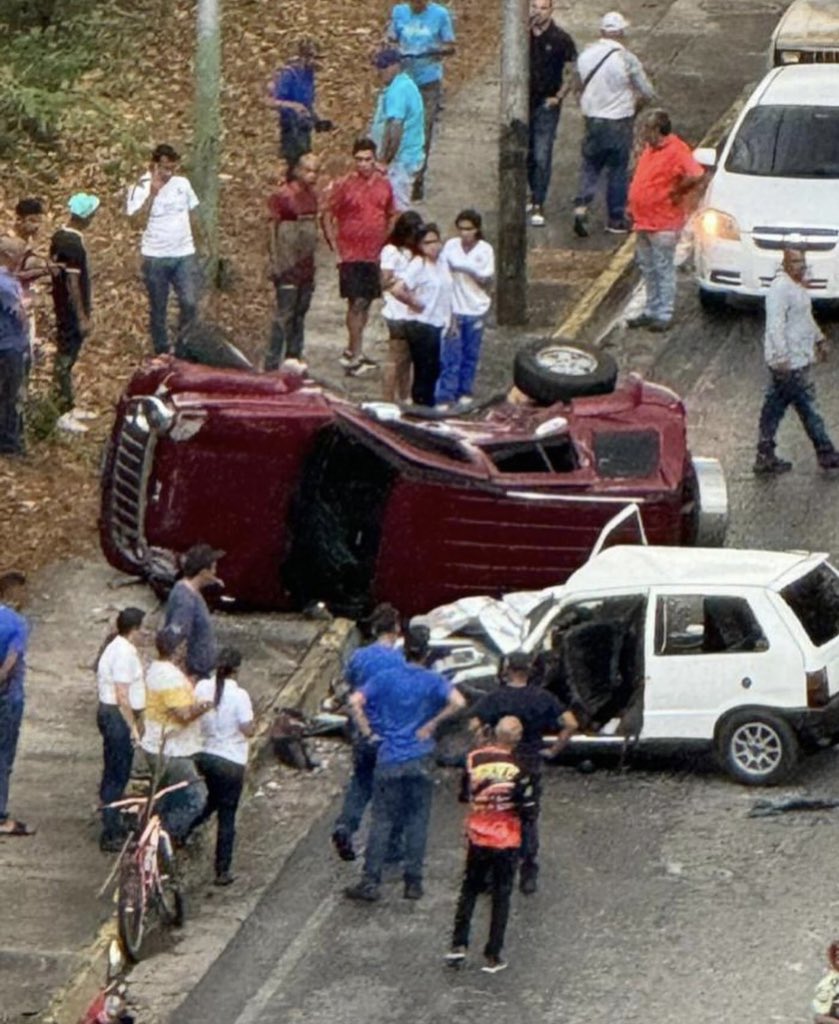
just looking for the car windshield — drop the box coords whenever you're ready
[726,105,839,178]
[781,562,839,646]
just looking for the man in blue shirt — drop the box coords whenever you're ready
[0,571,34,836]
[388,0,456,201]
[331,604,404,862]
[267,38,323,166]
[164,542,223,680]
[370,48,426,211]
[345,624,465,902]
[0,237,29,457]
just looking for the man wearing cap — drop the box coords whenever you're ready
[572,11,655,237]
[345,624,465,902]
[163,543,223,681]
[0,237,29,457]
[0,571,34,836]
[267,38,326,166]
[96,607,146,851]
[49,192,99,415]
[386,0,455,202]
[369,48,426,212]
[126,144,201,356]
[469,651,577,894]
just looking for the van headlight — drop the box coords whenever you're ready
[698,209,741,242]
[780,51,801,64]
[126,396,175,435]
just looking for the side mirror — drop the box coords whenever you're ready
[693,146,718,169]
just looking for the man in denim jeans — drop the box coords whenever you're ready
[626,109,705,332]
[126,144,201,356]
[344,625,464,902]
[754,249,839,475]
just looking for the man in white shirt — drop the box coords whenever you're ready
[755,248,839,475]
[572,11,655,237]
[126,144,201,356]
[96,607,146,851]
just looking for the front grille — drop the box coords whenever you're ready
[802,50,839,63]
[108,410,155,566]
[753,226,839,252]
[710,269,741,284]
[759,276,828,289]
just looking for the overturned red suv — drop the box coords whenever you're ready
[99,340,728,617]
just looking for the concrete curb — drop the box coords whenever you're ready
[550,83,755,349]
[38,618,353,1024]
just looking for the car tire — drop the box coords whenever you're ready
[716,710,799,786]
[513,338,618,406]
[698,287,729,314]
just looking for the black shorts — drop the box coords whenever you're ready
[339,262,381,301]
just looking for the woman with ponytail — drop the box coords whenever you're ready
[194,647,254,886]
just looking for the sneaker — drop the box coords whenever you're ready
[626,313,654,329]
[346,355,378,378]
[519,874,538,895]
[331,827,356,862]
[818,451,839,470]
[344,880,381,902]
[753,454,792,476]
[339,349,355,367]
[530,207,546,227]
[71,408,98,421]
[445,947,467,965]
[403,879,424,900]
[481,957,508,974]
[455,395,474,410]
[525,199,534,213]
[605,219,631,234]
[572,211,589,238]
[56,412,88,434]
[648,319,672,333]
[214,871,235,887]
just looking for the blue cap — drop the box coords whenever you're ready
[67,193,100,219]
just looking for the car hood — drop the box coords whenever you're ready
[706,171,839,231]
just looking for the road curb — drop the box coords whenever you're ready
[550,84,754,349]
[38,618,353,1024]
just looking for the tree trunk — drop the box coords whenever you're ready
[194,0,221,289]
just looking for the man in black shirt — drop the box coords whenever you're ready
[50,192,98,415]
[528,0,577,227]
[469,651,577,894]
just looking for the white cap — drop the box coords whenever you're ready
[601,11,629,32]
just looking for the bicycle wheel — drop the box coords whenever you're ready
[155,838,185,927]
[117,859,146,961]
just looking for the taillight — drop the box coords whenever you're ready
[807,667,829,708]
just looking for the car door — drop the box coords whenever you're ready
[642,586,805,740]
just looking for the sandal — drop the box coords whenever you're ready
[0,819,36,836]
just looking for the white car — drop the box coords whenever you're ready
[770,0,839,66]
[693,64,839,307]
[425,544,839,785]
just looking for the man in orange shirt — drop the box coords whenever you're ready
[626,109,705,332]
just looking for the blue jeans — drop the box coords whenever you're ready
[758,367,835,456]
[149,753,207,844]
[335,737,378,835]
[266,280,314,368]
[97,703,134,842]
[436,315,485,402]
[141,255,199,356]
[362,757,434,885]
[0,693,23,822]
[635,230,679,322]
[574,117,634,222]
[527,103,561,207]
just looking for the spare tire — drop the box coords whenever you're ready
[513,338,618,406]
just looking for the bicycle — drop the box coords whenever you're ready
[100,777,188,961]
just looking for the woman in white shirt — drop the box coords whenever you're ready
[438,209,495,407]
[194,648,255,886]
[380,211,422,403]
[392,222,454,408]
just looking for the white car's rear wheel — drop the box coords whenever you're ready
[717,711,798,786]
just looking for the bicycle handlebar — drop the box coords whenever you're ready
[104,779,191,811]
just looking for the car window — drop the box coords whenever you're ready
[655,594,768,655]
[378,421,475,463]
[726,105,839,178]
[486,438,578,474]
[781,562,839,647]
[594,430,660,478]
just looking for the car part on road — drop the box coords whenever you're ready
[716,709,799,785]
[749,794,839,817]
[513,338,618,405]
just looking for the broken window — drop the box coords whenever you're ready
[655,594,768,655]
[781,563,839,647]
[486,438,578,474]
[594,430,660,479]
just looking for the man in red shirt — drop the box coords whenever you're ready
[265,152,320,369]
[626,109,706,332]
[322,138,395,376]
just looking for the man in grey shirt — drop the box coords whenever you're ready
[755,248,839,475]
[164,543,223,679]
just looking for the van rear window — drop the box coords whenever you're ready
[781,563,839,647]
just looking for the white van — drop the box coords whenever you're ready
[693,64,839,308]
[770,0,839,66]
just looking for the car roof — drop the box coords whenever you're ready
[774,0,839,49]
[755,63,839,106]
[564,545,828,593]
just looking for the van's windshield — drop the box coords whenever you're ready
[726,105,839,177]
[781,562,839,647]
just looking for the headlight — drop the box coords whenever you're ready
[779,50,801,63]
[698,209,741,241]
[144,396,175,434]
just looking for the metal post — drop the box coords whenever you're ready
[497,0,529,325]
[194,0,221,288]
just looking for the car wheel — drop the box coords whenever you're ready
[513,338,618,406]
[716,710,798,786]
[698,287,729,314]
